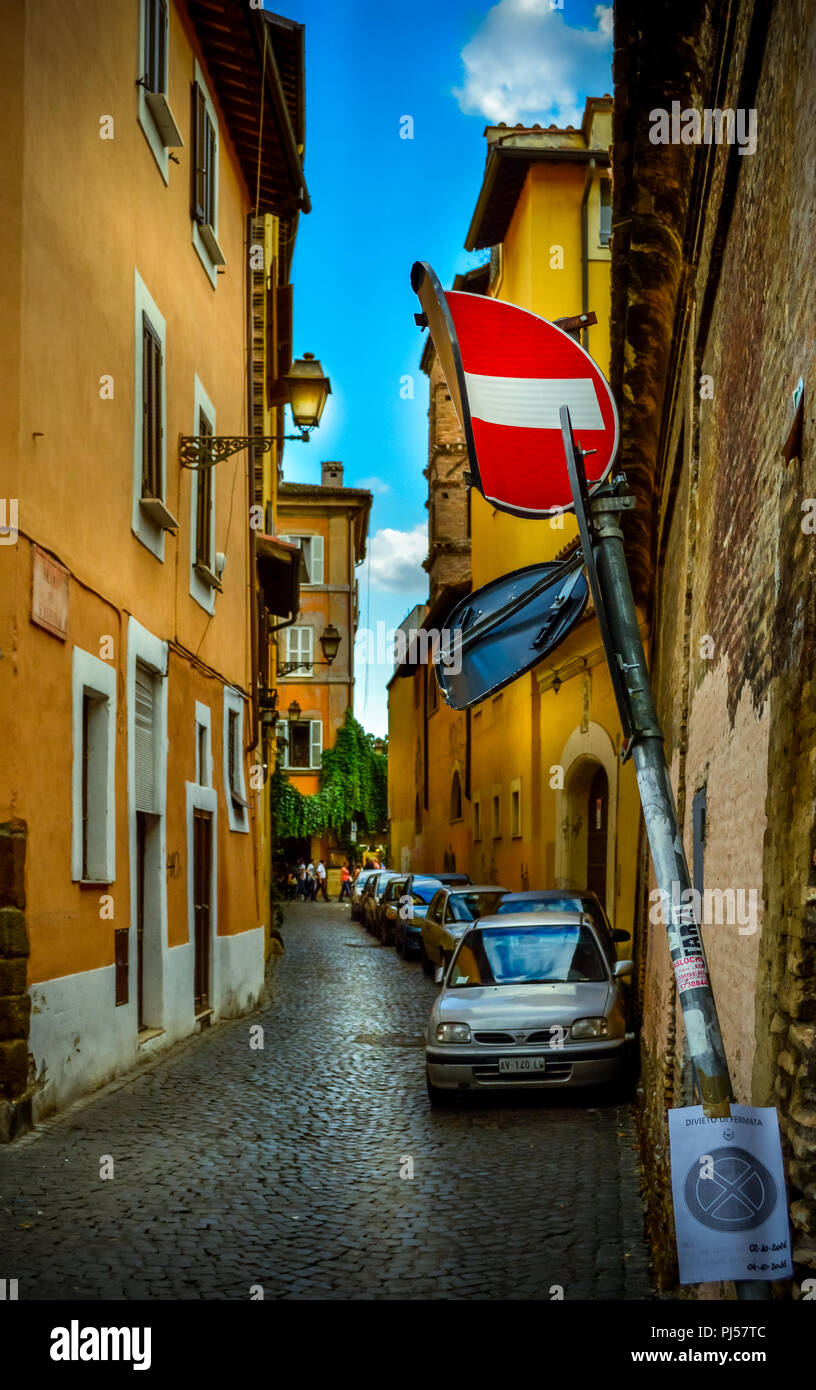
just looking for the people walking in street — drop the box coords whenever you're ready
[316,859,329,902]
[306,860,318,901]
[339,861,352,901]
[296,858,307,900]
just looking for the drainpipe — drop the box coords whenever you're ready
[246,212,260,754]
[580,158,596,350]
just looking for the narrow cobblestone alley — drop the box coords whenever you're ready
[0,903,654,1299]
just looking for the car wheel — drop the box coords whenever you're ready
[426,1070,453,1108]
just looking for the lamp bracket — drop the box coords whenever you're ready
[179,431,309,469]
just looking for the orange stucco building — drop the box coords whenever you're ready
[0,0,309,1130]
[274,463,371,865]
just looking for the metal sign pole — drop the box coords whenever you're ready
[559,407,767,1300]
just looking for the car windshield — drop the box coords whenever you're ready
[412,882,440,904]
[447,924,608,987]
[496,895,585,915]
[448,891,505,922]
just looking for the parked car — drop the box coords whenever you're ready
[424,911,633,1105]
[360,871,401,936]
[494,889,630,969]
[376,875,409,944]
[420,885,508,975]
[384,875,446,957]
[351,869,378,921]
[424,872,472,887]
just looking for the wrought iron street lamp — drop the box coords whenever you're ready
[277,623,342,677]
[178,353,332,469]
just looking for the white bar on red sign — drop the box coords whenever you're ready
[463,373,605,430]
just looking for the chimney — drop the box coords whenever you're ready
[321,461,343,488]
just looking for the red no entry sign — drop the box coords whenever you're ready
[411,261,619,517]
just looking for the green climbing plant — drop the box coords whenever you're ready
[270,709,387,849]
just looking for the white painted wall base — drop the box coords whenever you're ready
[217,927,264,1017]
[28,927,263,1120]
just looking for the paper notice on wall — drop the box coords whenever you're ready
[668,1105,792,1284]
[672,956,708,992]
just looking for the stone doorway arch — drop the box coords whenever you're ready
[554,722,618,922]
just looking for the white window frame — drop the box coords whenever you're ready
[71,648,117,883]
[285,625,314,677]
[189,375,217,613]
[223,687,249,833]
[191,59,225,288]
[195,701,213,788]
[137,0,183,181]
[279,716,323,772]
[133,270,177,558]
[278,534,324,585]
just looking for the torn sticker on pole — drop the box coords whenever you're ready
[668,898,710,993]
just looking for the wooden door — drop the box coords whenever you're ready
[193,809,212,1012]
[586,765,609,908]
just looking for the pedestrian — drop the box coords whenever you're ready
[339,860,352,902]
[316,859,329,902]
[296,858,307,900]
[306,859,317,901]
[286,867,298,901]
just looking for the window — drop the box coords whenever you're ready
[190,64,225,283]
[137,0,182,178]
[133,272,177,555]
[492,787,501,839]
[511,777,522,838]
[143,0,167,95]
[72,648,116,883]
[195,702,212,787]
[473,793,481,842]
[279,535,324,585]
[223,688,249,833]
[285,625,314,677]
[599,179,612,247]
[141,314,162,501]
[278,718,322,771]
[450,770,463,822]
[189,377,218,610]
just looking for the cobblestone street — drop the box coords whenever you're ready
[0,903,653,1300]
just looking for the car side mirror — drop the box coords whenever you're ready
[434,966,445,985]
[614,959,634,978]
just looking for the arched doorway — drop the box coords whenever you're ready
[585,765,608,908]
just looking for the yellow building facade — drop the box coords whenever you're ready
[389,97,642,940]
[0,0,309,1130]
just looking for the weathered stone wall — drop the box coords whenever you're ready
[0,819,31,1140]
[615,0,816,1291]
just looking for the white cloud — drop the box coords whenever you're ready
[368,523,427,593]
[454,0,613,128]
[356,475,391,496]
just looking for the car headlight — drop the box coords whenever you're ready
[436,1022,472,1044]
[571,1017,609,1039]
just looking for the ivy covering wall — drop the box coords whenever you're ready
[270,709,387,846]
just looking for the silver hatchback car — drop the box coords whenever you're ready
[424,911,633,1105]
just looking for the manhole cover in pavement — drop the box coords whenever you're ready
[353,1033,425,1047]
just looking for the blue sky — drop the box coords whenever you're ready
[273,0,613,733]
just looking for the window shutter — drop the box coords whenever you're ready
[276,285,293,381]
[205,114,216,227]
[134,665,156,812]
[142,314,162,500]
[599,180,612,246]
[277,718,288,769]
[285,627,296,664]
[191,83,207,223]
[309,535,324,584]
[196,408,213,565]
[310,720,322,769]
